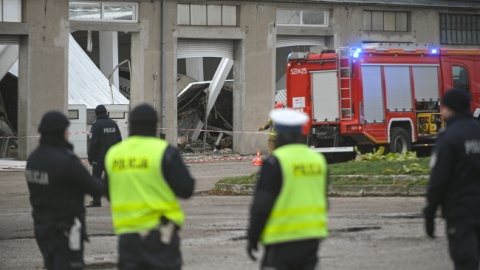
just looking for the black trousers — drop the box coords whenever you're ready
[118,229,182,270]
[91,162,105,203]
[36,230,84,270]
[446,218,480,270]
[261,239,320,270]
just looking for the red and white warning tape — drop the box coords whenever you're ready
[0,127,269,139]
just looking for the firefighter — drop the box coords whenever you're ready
[258,102,284,155]
[25,111,103,270]
[247,108,329,270]
[104,104,195,270]
[86,105,122,207]
[424,88,480,270]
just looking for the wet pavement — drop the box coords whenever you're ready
[0,158,451,270]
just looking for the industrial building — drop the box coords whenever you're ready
[0,0,479,159]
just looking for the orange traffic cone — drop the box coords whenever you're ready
[252,150,263,166]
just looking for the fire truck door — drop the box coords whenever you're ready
[311,71,339,122]
[446,61,479,117]
[474,62,480,118]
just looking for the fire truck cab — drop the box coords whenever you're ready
[286,43,480,154]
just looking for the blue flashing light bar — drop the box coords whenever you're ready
[431,49,438,54]
[351,48,362,58]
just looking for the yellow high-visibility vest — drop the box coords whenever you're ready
[105,136,184,235]
[261,144,328,245]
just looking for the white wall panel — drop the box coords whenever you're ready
[177,4,190,25]
[207,5,221,26]
[191,4,207,25]
[222,5,236,26]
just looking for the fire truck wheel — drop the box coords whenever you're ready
[389,127,411,154]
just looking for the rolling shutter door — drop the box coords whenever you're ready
[0,35,20,44]
[361,65,385,122]
[177,39,233,59]
[384,66,413,112]
[412,66,440,101]
[311,71,339,122]
[276,35,325,48]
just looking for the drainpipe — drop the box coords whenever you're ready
[160,0,166,139]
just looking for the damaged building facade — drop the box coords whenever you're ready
[1,0,479,159]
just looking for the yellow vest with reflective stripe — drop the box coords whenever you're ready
[261,144,328,245]
[105,136,184,235]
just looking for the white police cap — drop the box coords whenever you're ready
[269,108,308,132]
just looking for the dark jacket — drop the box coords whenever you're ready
[88,113,122,163]
[426,112,480,219]
[25,135,104,239]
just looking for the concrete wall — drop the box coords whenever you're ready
[17,0,69,159]
[233,3,277,155]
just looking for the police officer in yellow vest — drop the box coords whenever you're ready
[104,104,195,270]
[247,108,328,270]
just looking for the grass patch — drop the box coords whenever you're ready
[217,173,257,184]
[329,157,430,175]
[216,157,431,186]
[329,177,429,186]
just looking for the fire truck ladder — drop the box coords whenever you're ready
[336,47,353,120]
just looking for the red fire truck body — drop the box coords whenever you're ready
[286,44,480,153]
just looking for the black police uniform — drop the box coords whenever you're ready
[87,108,122,206]
[26,112,103,270]
[425,111,480,270]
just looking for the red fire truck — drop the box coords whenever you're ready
[286,43,480,154]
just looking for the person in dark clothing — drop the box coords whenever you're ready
[25,111,103,270]
[86,105,122,207]
[247,108,329,270]
[104,103,195,270]
[424,88,480,270]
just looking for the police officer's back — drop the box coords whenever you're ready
[424,89,480,270]
[26,111,103,270]
[104,104,195,270]
[87,105,121,207]
[248,108,329,270]
[88,105,122,165]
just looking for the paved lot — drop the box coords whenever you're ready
[0,158,452,269]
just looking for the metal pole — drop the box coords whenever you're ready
[203,90,208,150]
[160,0,166,138]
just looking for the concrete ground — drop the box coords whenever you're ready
[0,158,452,270]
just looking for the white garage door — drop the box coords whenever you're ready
[276,35,326,48]
[177,39,233,59]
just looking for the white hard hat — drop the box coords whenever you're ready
[269,108,308,132]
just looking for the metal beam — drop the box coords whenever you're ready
[0,22,31,35]
[206,58,233,118]
[0,45,19,79]
[69,21,141,32]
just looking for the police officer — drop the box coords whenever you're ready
[104,104,195,270]
[424,88,480,270]
[258,102,284,155]
[86,105,122,207]
[247,108,329,270]
[25,111,103,270]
